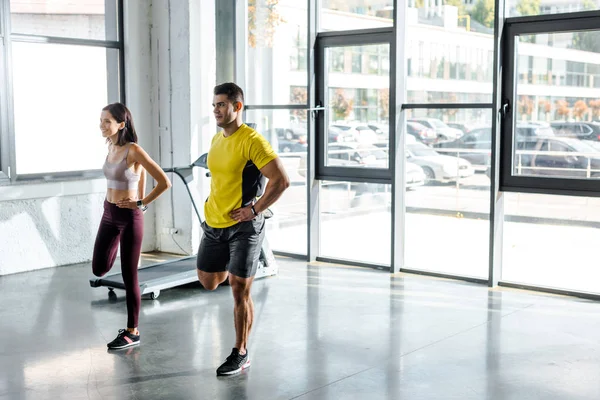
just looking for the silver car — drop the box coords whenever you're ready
[406,141,474,183]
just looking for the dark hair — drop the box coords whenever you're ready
[102,102,138,146]
[214,82,244,105]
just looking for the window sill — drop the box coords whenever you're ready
[0,177,106,202]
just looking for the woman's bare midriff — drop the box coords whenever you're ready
[106,188,139,204]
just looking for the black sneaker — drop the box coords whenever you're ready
[216,348,251,376]
[107,329,140,350]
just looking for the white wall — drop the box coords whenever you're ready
[0,0,216,275]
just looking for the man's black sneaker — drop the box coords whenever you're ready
[107,329,140,350]
[216,348,251,376]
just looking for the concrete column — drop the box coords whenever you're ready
[124,1,155,251]
[146,0,216,254]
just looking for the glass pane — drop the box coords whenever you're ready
[406,1,494,103]
[325,44,390,169]
[507,0,600,17]
[12,42,119,174]
[405,108,493,278]
[246,109,308,255]
[10,0,118,41]
[320,181,391,266]
[503,192,600,294]
[246,0,308,105]
[513,32,600,180]
[406,0,494,103]
[321,0,393,32]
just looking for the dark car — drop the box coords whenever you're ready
[433,127,492,169]
[550,121,600,141]
[514,136,600,178]
[434,123,554,170]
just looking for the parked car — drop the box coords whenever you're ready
[328,125,358,144]
[326,143,388,169]
[408,118,463,141]
[278,139,307,154]
[367,123,389,137]
[517,122,555,138]
[550,121,600,141]
[331,123,379,144]
[297,142,425,188]
[406,121,437,144]
[367,123,391,146]
[447,122,485,135]
[433,122,555,170]
[433,127,492,170]
[406,138,474,183]
[405,160,427,189]
[270,126,307,141]
[515,136,600,178]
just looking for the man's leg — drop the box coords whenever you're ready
[216,216,265,376]
[196,222,230,289]
[229,274,255,354]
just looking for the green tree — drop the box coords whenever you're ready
[572,0,600,53]
[516,0,540,16]
[469,0,494,28]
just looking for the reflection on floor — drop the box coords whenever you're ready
[1,255,600,399]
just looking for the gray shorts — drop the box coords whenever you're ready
[196,215,266,278]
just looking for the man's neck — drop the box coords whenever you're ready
[222,119,244,137]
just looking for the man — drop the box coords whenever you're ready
[197,82,290,376]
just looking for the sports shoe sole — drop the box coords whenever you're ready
[107,340,140,350]
[217,359,251,376]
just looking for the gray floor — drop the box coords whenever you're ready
[2,255,600,400]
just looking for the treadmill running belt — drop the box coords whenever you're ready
[95,258,197,288]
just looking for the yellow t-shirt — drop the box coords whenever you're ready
[204,124,278,228]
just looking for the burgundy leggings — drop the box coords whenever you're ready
[92,200,144,328]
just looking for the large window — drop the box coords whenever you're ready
[320,0,393,32]
[319,180,391,266]
[502,192,600,294]
[316,31,392,183]
[501,12,600,195]
[245,0,309,256]
[236,0,600,299]
[10,0,118,40]
[246,109,308,255]
[2,0,123,180]
[404,108,493,279]
[246,0,307,105]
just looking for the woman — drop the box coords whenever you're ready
[92,102,172,349]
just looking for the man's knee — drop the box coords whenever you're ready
[197,269,227,291]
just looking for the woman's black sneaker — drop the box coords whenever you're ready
[216,348,251,376]
[107,329,140,350]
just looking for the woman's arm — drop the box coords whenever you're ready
[117,144,172,209]
[138,168,147,201]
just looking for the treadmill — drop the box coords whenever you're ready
[89,149,278,300]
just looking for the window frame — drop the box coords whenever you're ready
[1,0,124,184]
[500,10,600,196]
[0,0,12,183]
[315,28,394,184]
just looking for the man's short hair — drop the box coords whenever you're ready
[214,82,244,104]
